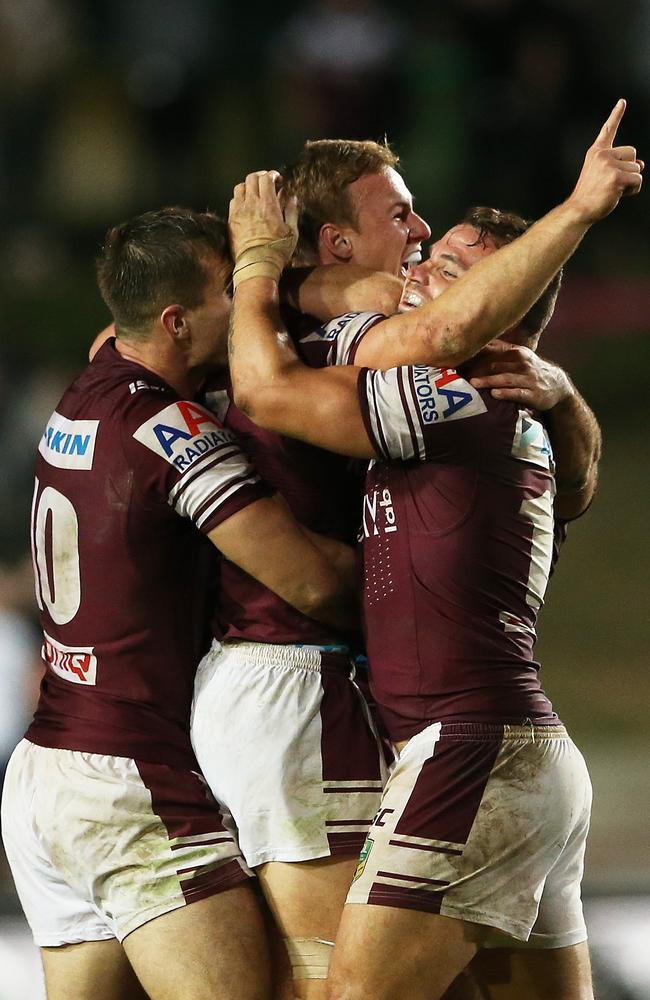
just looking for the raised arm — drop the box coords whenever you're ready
[228,170,378,457]
[352,100,642,368]
[228,101,640,455]
[230,267,378,457]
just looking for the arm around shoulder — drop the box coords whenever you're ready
[544,385,602,520]
[208,494,359,634]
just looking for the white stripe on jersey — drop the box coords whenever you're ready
[300,312,385,366]
[363,366,487,461]
[168,443,244,505]
[194,476,261,530]
[171,454,259,524]
[399,368,427,461]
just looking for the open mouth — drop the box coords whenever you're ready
[400,249,422,277]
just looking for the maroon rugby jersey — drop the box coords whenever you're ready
[356,362,561,740]
[203,310,383,646]
[27,340,270,766]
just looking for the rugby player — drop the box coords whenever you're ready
[192,133,603,1000]
[188,140,434,1000]
[0,207,363,1000]
[225,101,642,1000]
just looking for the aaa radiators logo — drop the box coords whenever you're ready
[133,401,234,471]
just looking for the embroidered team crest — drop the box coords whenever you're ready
[353,836,374,883]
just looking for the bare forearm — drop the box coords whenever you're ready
[544,387,602,519]
[304,529,358,589]
[284,265,403,321]
[210,496,358,635]
[357,202,589,369]
[356,97,644,370]
[302,529,360,632]
[230,276,297,399]
[230,277,375,457]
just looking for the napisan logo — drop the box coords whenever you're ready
[133,401,234,471]
[412,367,486,424]
[39,412,99,471]
[42,631,97,685]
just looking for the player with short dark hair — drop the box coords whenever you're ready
[96,207,232,334]
[0,206,359,1000]
[225,101,642,1000]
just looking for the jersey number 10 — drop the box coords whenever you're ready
[31,479,81,625]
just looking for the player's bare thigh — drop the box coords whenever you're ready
[259,856,360,1000]
[468,943,594,1000]
[122,883,272,1000]
[328,904,488,1000]
[40,938,149,1000]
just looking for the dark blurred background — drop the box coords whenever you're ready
[0,0,648,996]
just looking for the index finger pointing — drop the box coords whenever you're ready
[594,98,626,148]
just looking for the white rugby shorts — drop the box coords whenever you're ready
[347,721,592,948]
[191,640,388,867]
[1,739,253,946]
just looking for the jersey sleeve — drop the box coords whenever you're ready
[297,311,386,368]
[125,394,271,533]
[357,365,488,462]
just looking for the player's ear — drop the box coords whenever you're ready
[160,304,189,343]
[319,223,353,262]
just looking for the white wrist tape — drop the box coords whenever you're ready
[232,235,296,290]
[285,937,335,980]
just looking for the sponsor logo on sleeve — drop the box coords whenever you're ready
[133,400,235,471]
[511,410,552,469]
[42,631,97,685]
[412,367,487,424]
[38,412,99,471]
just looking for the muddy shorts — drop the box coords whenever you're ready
[191,640,388,867]
[1,739,252,945]
[347,721,591,947]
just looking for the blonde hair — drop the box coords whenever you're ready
[283,139,399,262]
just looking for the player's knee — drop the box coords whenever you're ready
[285,937,334,981]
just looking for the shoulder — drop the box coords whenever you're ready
[127,397,239,475]
[360,365,488,462]
[296,311,386,367]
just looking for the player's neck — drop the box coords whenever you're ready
[115,338,199,398]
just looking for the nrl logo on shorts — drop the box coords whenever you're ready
[353,836,374,883]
